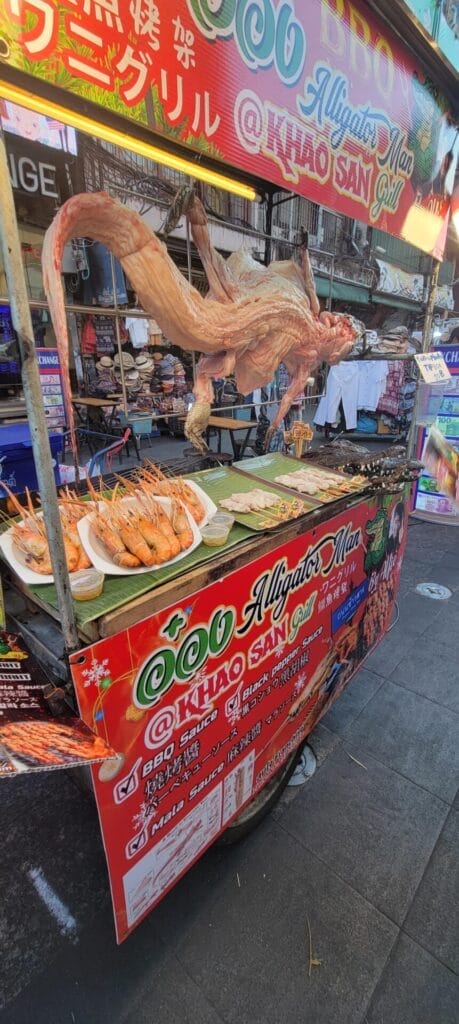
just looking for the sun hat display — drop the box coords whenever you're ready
[114,352,135,369]
[96,355,115,372]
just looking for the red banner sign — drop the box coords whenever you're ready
[0,2,456,255]
[71,491,407,942]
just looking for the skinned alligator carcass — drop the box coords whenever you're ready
[42,191,362,453]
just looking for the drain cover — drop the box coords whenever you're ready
[415,582,452,600]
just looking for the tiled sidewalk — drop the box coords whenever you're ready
[1,518,458,1023]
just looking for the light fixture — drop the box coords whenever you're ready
[0,81,258,202]
[400,203,445,256]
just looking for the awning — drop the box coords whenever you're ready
[371,293,422,311]
[315,277,370,304]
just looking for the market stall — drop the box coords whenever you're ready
[1,453,413,940]
[0,0,455,945]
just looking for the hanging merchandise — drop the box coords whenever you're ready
[356,361,389,412]
[82,241,128,307]
[377,362,406,417]
[93,315,116,355]
[31,308,47,345]
[80,316,97,357]
[125,316,150,349]
[314,363,360,430]
[315,361,390,433]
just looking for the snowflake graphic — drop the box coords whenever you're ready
[227,703,242,726]
[132,801,156,832]
[293,672,307,697]
[82,656,110,688]
[275,641,287,657]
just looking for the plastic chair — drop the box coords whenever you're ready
[117,412,156,459]
[87,428,132,477]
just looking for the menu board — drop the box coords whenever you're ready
[36,348,66,429]
[413,345,459,521]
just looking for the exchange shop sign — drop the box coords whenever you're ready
[0,1,457,256]
[71,491,408,943]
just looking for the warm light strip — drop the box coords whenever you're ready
[0,81,258,201]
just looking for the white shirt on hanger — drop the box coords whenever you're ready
[356,360,389,411]
[125,316,150,349]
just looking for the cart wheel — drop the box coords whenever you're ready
[217,745,302,845]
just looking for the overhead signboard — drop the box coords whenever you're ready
[0,1,457,257]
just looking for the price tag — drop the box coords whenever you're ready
[415,352,451,384]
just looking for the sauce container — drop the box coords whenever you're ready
[200,522,231,546]
[70,568,104,601]
[211,512,235,530]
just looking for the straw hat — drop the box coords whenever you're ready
[96,355,114,372]
[135,354,152,368]
[125,369,140,382]
[114,352,135,369]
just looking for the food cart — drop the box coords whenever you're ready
[0,0,454,943]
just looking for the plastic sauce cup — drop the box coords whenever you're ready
[70,568,105,601]
[211,513,235,529]
[200,523,232,547]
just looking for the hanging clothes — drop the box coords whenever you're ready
[80,316,97,357]
[82,242,127,307]
[94,315,116,355]
[377,362,405,416]
[356,360,389,411]
[314,363,360,430]
[125,316,150,349]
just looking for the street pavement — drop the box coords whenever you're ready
[0,516,458,1023]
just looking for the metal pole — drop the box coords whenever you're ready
[407,258,441,458]
[265,193,273,266]
[0,130,79,653]
[109,252,128,417]
[327,254,335,312]
[185,213,197,385]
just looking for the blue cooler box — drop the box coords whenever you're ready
[0,424,63,494]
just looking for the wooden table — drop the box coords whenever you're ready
[205,415,256,459]
[72,396,119,432]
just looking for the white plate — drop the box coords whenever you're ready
[77,496,202,576]
[0,526,54,585]
[0,503,96,585]
[182,479,217,527]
